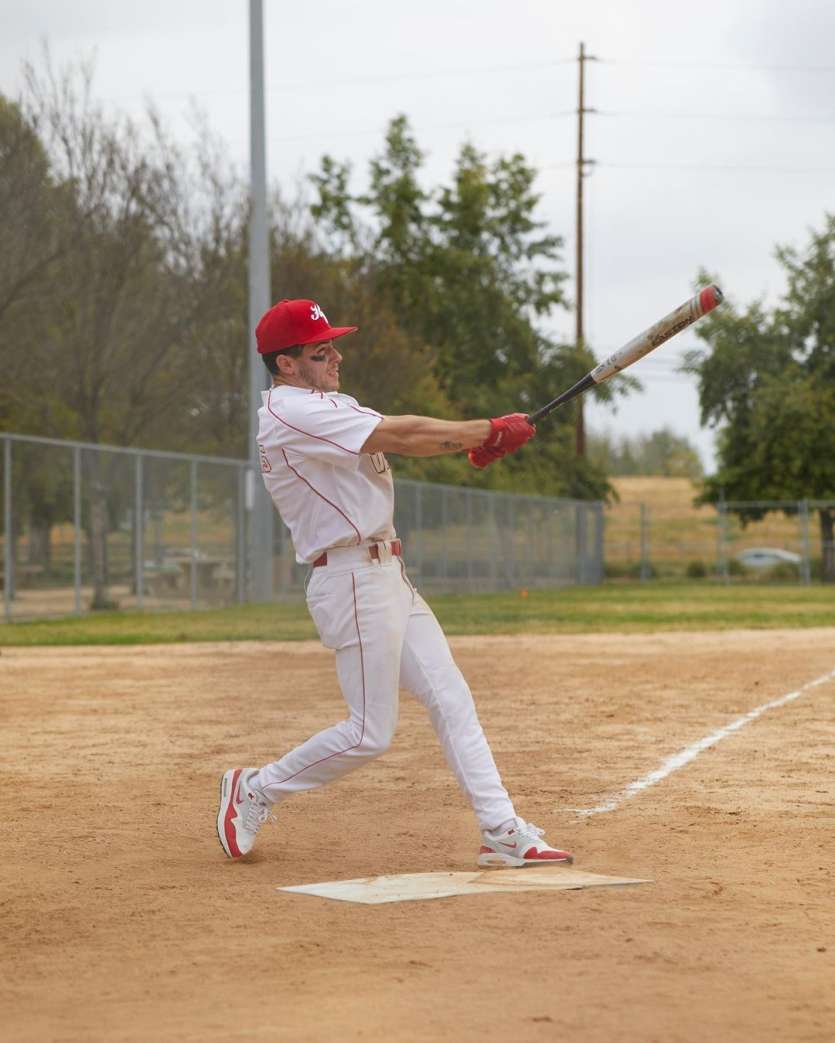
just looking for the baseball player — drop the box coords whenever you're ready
[217,298,574,868]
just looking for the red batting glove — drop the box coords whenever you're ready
[468,445,507,469]
[467,413,536,468]
[481,413,533,450]
[484,413,536,453]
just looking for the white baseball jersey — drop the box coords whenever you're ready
[257,385,396,563]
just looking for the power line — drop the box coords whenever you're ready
[103,57,578,103]
[603,161,835,173]
[598,109,835,124]
[70,51,835,112]
[542,160,835,175]
[605,58,835,73]
[270,57,576,88]
[261,110,576,145]
[261,105,835,147]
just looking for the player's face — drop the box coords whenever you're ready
[299,341,342,392]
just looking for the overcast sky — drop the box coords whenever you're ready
[3,0,835,470]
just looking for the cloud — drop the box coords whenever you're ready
[730,0,835,114]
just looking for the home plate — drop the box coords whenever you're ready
[278,867,650,905]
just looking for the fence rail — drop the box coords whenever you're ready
[1,433,603,621]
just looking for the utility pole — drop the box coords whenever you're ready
[248,0,274,601]
[575,41,596,457]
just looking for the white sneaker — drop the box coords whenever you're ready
[478,819,574,868]
[217,767,274,858]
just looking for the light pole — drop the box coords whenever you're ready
[247,0,274,601]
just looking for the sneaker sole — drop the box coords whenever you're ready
[478,851,574,868]
[216,768,241,859]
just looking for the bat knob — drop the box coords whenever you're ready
[699,285,724,314]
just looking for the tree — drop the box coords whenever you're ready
[310,115,616,500]
[686,218,835,580]
[588,427,704,479]
[0,59,232,606]
[0,96,73,328]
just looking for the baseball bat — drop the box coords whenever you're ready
[527,284,724,424]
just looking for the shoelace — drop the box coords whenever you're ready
[511,821,545,844]
[243,799,275,833]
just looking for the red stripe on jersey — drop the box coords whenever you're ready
[280,449,362,545]
[349,404,383,419]
[266,387,359,455]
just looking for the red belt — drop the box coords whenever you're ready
[312,539,402,568]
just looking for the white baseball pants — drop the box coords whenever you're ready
[255,545,516,831]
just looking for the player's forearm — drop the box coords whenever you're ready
[361,415,492,457]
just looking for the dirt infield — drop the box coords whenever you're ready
[2,629,834,1042]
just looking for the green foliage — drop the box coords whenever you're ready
[688,220,835,579]
[588,427,704,478]
[727,557,746,577]
[686,559,708,578]
[765,561,800,582]
[309,115,611,500]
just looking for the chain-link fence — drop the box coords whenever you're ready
[1,433,603,621]
[605,488,835,583]
[1,434,246,621]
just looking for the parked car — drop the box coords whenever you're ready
[734,547,801,569]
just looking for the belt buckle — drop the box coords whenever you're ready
[374,541,393,565]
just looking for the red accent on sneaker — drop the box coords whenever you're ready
[522,846,571,861]
[224,768,244,858]
[479,846,493,854]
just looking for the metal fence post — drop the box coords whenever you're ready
[3,437,11,622]
[74,446,82,614]
[508,494,516,588]
[594,503,605,584]
[800,498,811,584]
[525,499,534,586]
[639,503,650,582]
[488,492,497,589]
[236,467,246,603]
[575,503,587,584]
[134,454,144,610]
[466,489,474,591]
[717,502,730,584]
[190,460,198,609]
[441,486,448,587]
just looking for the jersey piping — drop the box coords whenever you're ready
[349,404,383,419]
[266,387,360,455]
[280,449,362,544]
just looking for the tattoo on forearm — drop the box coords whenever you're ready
[439,440,464,451]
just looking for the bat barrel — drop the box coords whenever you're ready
[589,283,724,386]
[526,284,724,425]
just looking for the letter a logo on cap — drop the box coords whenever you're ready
[310,303,327,323]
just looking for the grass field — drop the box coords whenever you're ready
[2,581,834,645]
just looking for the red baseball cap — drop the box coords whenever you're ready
[255,298,358,354]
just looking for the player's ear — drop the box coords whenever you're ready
[276,353,296,377]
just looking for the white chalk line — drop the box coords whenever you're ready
[570,666,835,818]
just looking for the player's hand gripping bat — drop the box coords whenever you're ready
[526,285,724,424]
